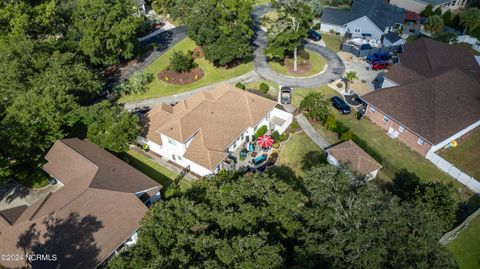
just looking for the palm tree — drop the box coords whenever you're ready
[424,15,444,35]
[344,71,358,94]
[459,8,480,35]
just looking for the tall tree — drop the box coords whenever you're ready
[459,7,480,35]
[421,4,434,18]
[80,101,142,153]
[265,0,313,71]
[71,0,143,65]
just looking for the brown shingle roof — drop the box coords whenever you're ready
[146,83,277,170]
[327,140,382,175]
[0,139,161,268]
[365,38,480,144]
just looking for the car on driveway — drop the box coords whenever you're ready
[366,53,391,63]
[307,29,321,41]
[280,86,292,104]
[372,61,391,71]
[331,96,351,114]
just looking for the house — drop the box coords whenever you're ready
[327,140,382,180]
[362,38,480,157]
[383,31,406,47]
[0,139,161,269]
[389,0,470,13]
[320,0,405,40]
[142,83,293,177]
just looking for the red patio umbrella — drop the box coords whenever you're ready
[257,135,274,148]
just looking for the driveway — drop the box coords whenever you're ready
[251,5,345,88]
[337,52,385,94]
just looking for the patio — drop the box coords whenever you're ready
[222,136,276,173]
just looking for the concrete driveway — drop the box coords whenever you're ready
[337,52,386,94]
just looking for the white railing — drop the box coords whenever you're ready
[426,152,480,193]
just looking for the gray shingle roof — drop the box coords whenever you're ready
[384,31,402,43]
[321,0,405,31]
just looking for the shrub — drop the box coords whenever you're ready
[333,120,349,134]
[336,83,343,88]
[339,129,352,141]
[170,50,196,73]
[271,131,281,142]
[273,142,280,149]
[300,92,331,124]
[254,125,268,139]
[290,120,300,132]
[324,114,337,131]
[235,82,246,90]
[259,82,269,93]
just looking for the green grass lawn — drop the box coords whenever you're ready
[291,85,333,108]
[268,50,327,77]
[448,214,480,269]
[118,38,254,103]
[245,80,279,97]
[278,132,323,177]
[439,128,480,180]
[292,86,474,200]
[121,149,191,190]
[321,34,342,53]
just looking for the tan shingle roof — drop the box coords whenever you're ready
[146,83,277,170]
[327,140,382,175]
[0,139,161,268]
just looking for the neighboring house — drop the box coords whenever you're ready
[327,140,383,180]
[362,38,480,157]
[457,35,480,53]
[320,0,405,40]
[0,139,161,269]
[383,31,406,46]
[390,0,470,13]
[142,83,293,177]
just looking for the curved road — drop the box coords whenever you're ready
[252,5,345,88]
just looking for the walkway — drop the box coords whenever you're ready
[295,114,330,149]
[124,70,261,110]
[251,5,345,88]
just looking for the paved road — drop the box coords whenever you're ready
[251,5,345,88]
[124,70,261,110]
[295,114,331,149]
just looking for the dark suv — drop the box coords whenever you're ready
[307,29,321,41]
[331,96,351,114]
[280,86,292,104]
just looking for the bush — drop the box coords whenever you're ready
[333,120,349,134]
[336,83,343,88]
[235,82,246,90]
[290,120,300,132]
[170,50,196,73]
[271,131,281,142]
[259,82,269,93]
[339,129,352,141]
[324,114,336,131]
[273,142,280,149]
[254,125,268,139]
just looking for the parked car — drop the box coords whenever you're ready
[331,96,351,114]
[132,106,151,115]
[366,52,391,63]
[372,61,391,70]
[280,86,292,104]
[307,29,321,41]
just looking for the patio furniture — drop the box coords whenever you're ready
[240,149,247,158]
[251,151,258,157]
[252,154,268,165]
[249,143,255,152]
[257,135,274,148]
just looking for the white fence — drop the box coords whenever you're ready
[426,152,480,193]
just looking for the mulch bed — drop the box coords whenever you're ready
[283,57,312,75]
[158,67,205,85]
[192,46,205,59]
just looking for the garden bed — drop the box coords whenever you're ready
[158,66,204,85]
[268,49,326,77]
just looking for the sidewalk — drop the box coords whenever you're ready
[295,114,331,149]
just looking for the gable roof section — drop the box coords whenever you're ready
[364,68,480,144]
[321,0,405,30]
[146,83,277,170]
[327,140,382,175]
[0,139,161,268]
[384,31,402,43]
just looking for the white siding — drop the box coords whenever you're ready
[326,153,340,166]
[270,108,293,134]
[345,16,384,40]
[382,77,399,88]
[320,23,346,35]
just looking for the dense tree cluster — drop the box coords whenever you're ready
[152,0,254,65]
[0,1,144,185]
[108,166,458,268]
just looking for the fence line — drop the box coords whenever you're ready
[340,43,403,58]
[426,152,480,193]
[439,207,480,245]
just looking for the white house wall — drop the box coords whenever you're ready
[160,134,186,155]
[271,108,293,134]
[345,16,384,40]
[320,23,346,35]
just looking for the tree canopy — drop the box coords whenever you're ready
[108,166,458,268]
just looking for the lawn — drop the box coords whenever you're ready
[439,127,480,180]
[278,132,323,177]
[448,214,480,269]
[293,86,475,200]
[291,85,333,108]
[121,149,191,190]
[245,79,279,97]
[118,38,254,103]
[268,50,327,77]
[321,34,342,53]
